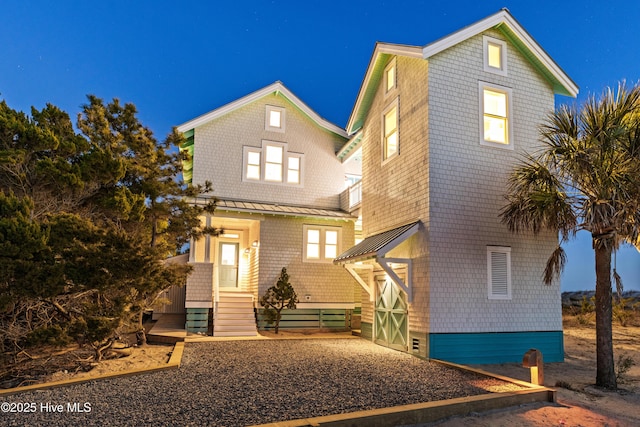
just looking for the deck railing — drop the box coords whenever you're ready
[349,180,362,208]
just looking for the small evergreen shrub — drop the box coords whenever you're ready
[259,267,298,334]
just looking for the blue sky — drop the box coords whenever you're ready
[2,1,639,291]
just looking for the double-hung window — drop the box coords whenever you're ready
[303,225,341,263]
[382,99,399,161]
[243,141,303,185]
[264,144,283,182]
[245,149,261,180]
[479,83,512,149]
[287,155,301,184]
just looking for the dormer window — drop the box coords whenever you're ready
[483,36,507,76]
[265,105,286,132]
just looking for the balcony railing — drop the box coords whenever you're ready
[349,180,362,208]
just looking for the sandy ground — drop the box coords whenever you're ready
[432,320,640,427]
[47,344,172,382]
[44,320,639,426]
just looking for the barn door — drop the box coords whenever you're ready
[374,274,408,351]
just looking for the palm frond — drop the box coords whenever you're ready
[500,156,577,238]
[613,269,624,300]
[543,245,567,285]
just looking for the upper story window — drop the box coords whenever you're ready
[246,150,261,180]
[384,58,397,94]
[264,144,283,182]
[243,140,303,186]
[287,155,301,184]
[303,225,341,263]
[483,36,507,76]
[479,82,513,149]
[382,99,399,161]
[265,105,286,133]
[487,246,511,300]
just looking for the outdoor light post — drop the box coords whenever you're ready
[522,348,544,385]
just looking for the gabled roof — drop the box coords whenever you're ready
[334,221,420,263]
[346,8,579,134]
[177,81,348,138]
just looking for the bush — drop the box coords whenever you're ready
[259,268,298,334]
[25,325,71,347]
[615,354,635,382]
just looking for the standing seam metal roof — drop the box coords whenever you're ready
[215,199,355,219]
[334,221,420,263]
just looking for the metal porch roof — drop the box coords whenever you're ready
[215,199,355,219]
[334,221,420,263]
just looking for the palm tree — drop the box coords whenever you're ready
[500,82,640,390]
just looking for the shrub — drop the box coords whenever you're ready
[615,354,635,382]
[259,267,298,334]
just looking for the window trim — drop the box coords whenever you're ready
[384,57,397,95]
[286,153,304,185]
[264,142,285,182]
[243,147,262,181]
[382,98,399,163]
[479,82,513,150]
[265,105,286,133]
[303,225,342,263]
[487,246,512,300]
[483,36,508,76]
[242,141,304,186]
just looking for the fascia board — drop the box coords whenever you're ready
[422,9,578,98]
[177,82,348,137]
[376,221,420,257]
[346,43,422,134]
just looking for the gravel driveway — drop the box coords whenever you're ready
[1,338,522,426]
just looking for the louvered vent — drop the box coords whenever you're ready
[491,251,508,296]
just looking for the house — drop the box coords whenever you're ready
[170,82,362,336]
[333,9,577,363]
[159,9,577,363]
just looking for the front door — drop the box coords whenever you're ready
[218,242,239,288]
[374,275,408,351]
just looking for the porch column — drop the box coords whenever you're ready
[189,237,196,262]
[204,215,212,262]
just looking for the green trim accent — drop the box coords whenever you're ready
[429,331,564,364]
[185,308,208,333]
[257,308,348,330]
[180,134,195,184]
[337,133,363,160]
[349,53,391,133]
[497,24,572,97]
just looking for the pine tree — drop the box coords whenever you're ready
[0,95,218,356]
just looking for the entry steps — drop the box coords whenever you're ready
[214,292,258,337]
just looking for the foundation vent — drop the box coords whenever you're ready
[412,338,420,353]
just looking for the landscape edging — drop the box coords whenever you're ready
[0,342,184,397]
